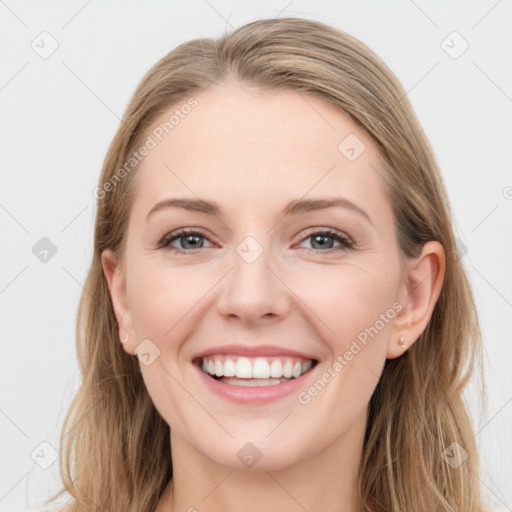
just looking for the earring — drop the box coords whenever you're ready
[398,336,406,349]
[121,334,129,343]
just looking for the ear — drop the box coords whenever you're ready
[101,248,136,356]
[387,240,445,359]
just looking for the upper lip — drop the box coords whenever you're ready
[192,344,318,361]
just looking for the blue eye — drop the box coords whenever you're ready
[298,229,354,252]
[158,228,354,254]
[159,228,212,254]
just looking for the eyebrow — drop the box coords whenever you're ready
[145,196,373,226]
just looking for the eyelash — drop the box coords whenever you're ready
[158,227,355,255]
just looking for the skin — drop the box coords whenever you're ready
[102,82,445,512]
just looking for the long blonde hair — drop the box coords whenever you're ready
[46,17,486,512]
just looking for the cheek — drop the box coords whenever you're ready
[126,261,207,426]
[293,266,396,415]
[127,259,204,342]
[291,260,398,346]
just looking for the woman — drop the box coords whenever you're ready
[46,17,486,512]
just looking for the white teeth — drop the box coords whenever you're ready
[220,377,288,387]
[270,359,282,378]
[199,355,315,380]
[301,360,312,374]
[223,358,236,377]
[252,358,271,378]
[283,361,293,378]
[236,357,253,378]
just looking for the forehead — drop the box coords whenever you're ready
[130,83,391,223]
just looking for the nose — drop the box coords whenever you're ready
[215,237,290,326]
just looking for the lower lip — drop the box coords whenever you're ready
[192,361,319,405]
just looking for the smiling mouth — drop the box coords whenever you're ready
[193,356,319,387]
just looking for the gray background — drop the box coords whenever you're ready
[0,1,511,511]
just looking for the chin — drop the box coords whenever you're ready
[192,431,311,473]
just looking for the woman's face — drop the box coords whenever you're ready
[103,83,422,471]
